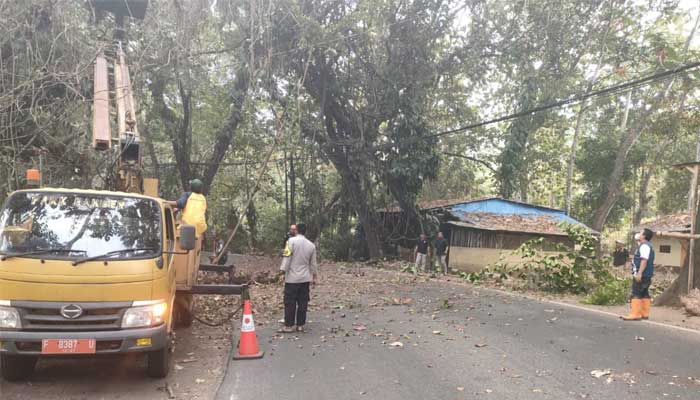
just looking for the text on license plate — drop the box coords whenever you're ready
[42,339,96,354]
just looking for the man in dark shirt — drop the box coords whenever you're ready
[414,233,431,275]
[612,240,629,267]
[434,232,449,275]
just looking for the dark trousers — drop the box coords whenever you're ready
[284,282,310,327]
[631,276,652,299]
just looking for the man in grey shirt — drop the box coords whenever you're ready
[279,223,318,333]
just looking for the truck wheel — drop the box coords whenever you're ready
[146,345,172,378]
[1,354,38,382]
[174,294,194,328]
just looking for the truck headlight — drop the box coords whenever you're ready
[121,301,167,329]
[0,305,21,329]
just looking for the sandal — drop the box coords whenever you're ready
[277,326,295,333]
[296,326,305,333]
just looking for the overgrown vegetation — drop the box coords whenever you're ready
[465,224,626,304]
[1,1,699,259]
[583,277,629,306]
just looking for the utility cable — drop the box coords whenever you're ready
[363,60,700,151]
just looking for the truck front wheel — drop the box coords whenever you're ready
[174,294,194,328]
[146,343,172,378]
[1,354,38,382]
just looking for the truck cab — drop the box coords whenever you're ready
[0,188,195,381]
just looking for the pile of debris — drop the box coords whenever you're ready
[681,288,700,316]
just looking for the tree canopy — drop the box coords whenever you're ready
[1,0,699,257]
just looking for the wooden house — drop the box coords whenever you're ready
[380,197,594,273]
[632,213,690,269]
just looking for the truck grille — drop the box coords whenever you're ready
[13,301,132,332]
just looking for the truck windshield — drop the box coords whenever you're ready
[0,192,161,259]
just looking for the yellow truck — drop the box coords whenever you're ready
[0,0,243,382]
[0,189,242,382]
[0,188,195,380]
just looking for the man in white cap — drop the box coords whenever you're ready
[612,240,629,268]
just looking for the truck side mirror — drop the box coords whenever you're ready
[179,225,196,251]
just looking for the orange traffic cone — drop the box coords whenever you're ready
[233,300,264,360]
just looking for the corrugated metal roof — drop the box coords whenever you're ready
[447,214,570,236]
[633,213,691,233]
[448,198,581,225]
[380,196,566,214]
[380,197,593,234]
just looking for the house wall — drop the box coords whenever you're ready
[448,228,572,273]
[648,237,682,268]
[448,247,568,273]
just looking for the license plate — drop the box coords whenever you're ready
[42,339,96,354]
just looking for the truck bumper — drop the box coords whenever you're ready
[0,325,168,356]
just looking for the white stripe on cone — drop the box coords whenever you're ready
[241,314,255,333]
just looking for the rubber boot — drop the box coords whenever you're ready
[621,299,643,321]
[641,298,651,320]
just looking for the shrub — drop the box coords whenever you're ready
[584,277,629,305]
[319,229,353,261]
[466,224,613,295]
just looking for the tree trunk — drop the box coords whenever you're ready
[564,6,613,215]
[149,78,192,189]
[200,69,250,194]
[300,61,384,259]
[590,90,637,232]
[565,106,586,215]
[325,146,383,259]
[519,172,529,203]
[289,151,296,223]
[386,175,423,236]
[633,137,673,227]
[246,198,258,250]
[141,123,161,183]
[284,151,289,226]
[633,166,651,228]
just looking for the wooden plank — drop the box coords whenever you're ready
[690,165,700,292]
[655,232,700,240]
[92,54,111,150]
[114,55,126,136]
[178,284,247,295]
[143,178,158,197]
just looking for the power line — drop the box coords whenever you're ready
[365,60,700,151]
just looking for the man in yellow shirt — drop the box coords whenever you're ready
[168,179,208,237]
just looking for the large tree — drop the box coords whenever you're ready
[269,0,462,258]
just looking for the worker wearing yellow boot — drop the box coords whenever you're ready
[622,228,655,321]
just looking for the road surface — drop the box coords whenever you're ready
[217,274,700,400]
[2,262,699,399]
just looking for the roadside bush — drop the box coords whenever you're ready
[466,224,615,296]
[584,277,629,305]
[319,229,353,261]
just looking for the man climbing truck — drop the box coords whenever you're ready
[0,188,197,381]
[168,178,208,237]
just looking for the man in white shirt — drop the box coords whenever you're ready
[279,223,318,333]
[622,228,655,321]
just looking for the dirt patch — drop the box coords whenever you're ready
[0,319,230,400]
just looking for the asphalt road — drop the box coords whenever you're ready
[217,279,700,400]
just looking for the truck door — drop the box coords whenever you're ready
[164,207,175,269]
